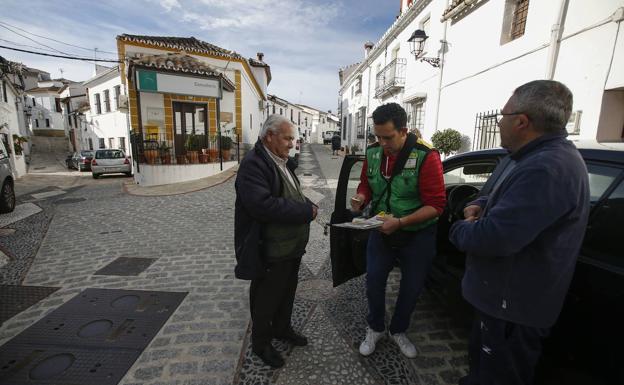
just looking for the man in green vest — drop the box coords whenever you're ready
[351,103,446,358]
[235,114,318,368]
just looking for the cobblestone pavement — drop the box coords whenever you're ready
[0,144,470,385]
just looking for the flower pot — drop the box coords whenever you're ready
[199,154,209,163]
[144,149,158,164]
[160,154,171,164]
[176,155,187,164]
[208,148,219,162]
[187,150,199,164]
[221,149,231,161]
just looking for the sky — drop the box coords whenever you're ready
[0,0,400,112]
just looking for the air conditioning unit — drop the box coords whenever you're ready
[258,100,265,110]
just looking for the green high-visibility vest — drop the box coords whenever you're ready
[366,140,438,232]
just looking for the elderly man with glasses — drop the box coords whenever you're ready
[450,80,590,385]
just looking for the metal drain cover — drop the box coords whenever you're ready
[0,288,187,385]
[54,198,86,205]
[94,257,156,276]
[0,285,60,325]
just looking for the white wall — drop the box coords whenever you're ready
[0,81,27,177]
[133,160,237,186]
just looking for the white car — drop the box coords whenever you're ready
[91,149,132,179]
[323,131,336,144]
[0,139,15,213]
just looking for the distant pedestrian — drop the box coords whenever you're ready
[450,80,590,385]
[234,114,318,368]
[331,133,341,155]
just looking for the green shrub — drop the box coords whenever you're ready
[431,128,462,157]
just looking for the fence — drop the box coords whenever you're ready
[473,110,501,151]
[130,131,239,170]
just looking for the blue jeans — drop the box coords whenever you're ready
[366,225,436,334]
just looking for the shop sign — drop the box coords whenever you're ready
[137,69,221,99]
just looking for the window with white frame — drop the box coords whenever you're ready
[356,107,366,139]
[99,138,105,149]
[94,93,102,114]
[108,137,114,149]
[114,86,121,110]
[103,90,111,112]
[119,137,126,151]
[406,98,426,134]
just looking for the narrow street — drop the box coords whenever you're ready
[1,144,469,385]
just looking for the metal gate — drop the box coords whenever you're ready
[473,110,500,150]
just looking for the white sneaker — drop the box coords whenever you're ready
[359,327,384,356]
[390,333,417,358]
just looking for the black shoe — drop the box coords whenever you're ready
[275,330,308,346]
[252,345,285,368]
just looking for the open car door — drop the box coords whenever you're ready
[329,154,367,287]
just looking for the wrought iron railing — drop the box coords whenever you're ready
[375,58,406,98]
[473,110,501,150]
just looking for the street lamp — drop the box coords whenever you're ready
[408,29,441,68]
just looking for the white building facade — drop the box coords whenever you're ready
[339,0,624,152]
[0,71,27,177]
[82,66,130,154]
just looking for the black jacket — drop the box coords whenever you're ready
[331,135,341,149]
[234,140,314,279]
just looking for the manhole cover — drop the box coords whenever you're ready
[0,285,60,324]
[54,198,86,205]
[295,279,336,301]
[0,288,187,385]
[94,257,156,276]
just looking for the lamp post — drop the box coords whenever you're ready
[408,29,441,68]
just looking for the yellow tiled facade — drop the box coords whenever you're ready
[235,70,242,137]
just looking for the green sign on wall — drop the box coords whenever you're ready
[137,70,158,92]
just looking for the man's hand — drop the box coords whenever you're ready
[312,205,318,220]
[350,193,366,212]
[379,216,401,235]
[463,204,482,222]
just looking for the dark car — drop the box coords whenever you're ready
[330,141,624,384]
[66,150,94,171]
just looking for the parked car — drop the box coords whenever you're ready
[91,149,132,179]
[330,141,624,384]
[66,150,94,171]
[0,139,15,213]
[323,131,337,144]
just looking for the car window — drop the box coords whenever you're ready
[0,140,7,160]
[583,177,624,268]
[346,160,364,209]
[81,151,94,157]
[96,150,125,159]
[586,163,622,202]
[444,162,497,187]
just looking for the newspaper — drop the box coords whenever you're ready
[333,217,383,230]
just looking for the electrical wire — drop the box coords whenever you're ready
[0,38,73,54]
[0,23,72,56]
[0,20,118,55]
[0,45,121,63]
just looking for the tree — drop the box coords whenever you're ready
[431,128,462,157]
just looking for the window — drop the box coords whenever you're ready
[94,93,102,114]
[406,98,426,135]
[272,105,275,114]
[32,97,36,106]
[119,137,126,151]
[103,90,110,112]
[280,108,283,115]
[501,0,529,44]
[291,109,293,122]
[108,137,114,149]
[114,85,121,109]
[444,162,497,186]
[298,112,301,125]
[45,119,50,127]
[587,164,622,203]
[98,138,105,149]
[1,80,7,103]
[583,176,624,267]
[88,138,93,150]
[355,76,362,94]
[356,107,366,139]
[35,119,39,128]
[55,98,62,112]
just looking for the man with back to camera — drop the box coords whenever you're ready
[450,80,590,385]
[234,114,318,368]
[351,103,446,358]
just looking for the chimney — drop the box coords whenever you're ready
[257,52,264,62]
[364,41,374,58]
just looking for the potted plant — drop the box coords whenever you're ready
[185,133,200,164]
[220,135,232,161]
[208,134,219,162]
[351,144,360,155]
[159,141,172,164]
[431,128,462,158]
[12,134,29,156]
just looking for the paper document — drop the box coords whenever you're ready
[333,217,383,230]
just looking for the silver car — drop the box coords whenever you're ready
[91,149,132,179]
[0,139,15,213]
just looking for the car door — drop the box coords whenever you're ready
[329,154,367,286]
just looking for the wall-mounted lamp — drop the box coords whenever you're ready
[408,29,441,68]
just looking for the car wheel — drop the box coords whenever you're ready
[92,173,99,179]
[0,179,16,214]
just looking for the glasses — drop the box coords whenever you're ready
[495,112,527,125]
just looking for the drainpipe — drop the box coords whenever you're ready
[545,0,570,79]
[434,0,450,133]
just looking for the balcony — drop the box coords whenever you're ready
[375,58,406,98]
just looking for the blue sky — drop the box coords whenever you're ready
[0,0,399,112]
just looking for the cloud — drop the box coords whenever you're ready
[159,0,181,12]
